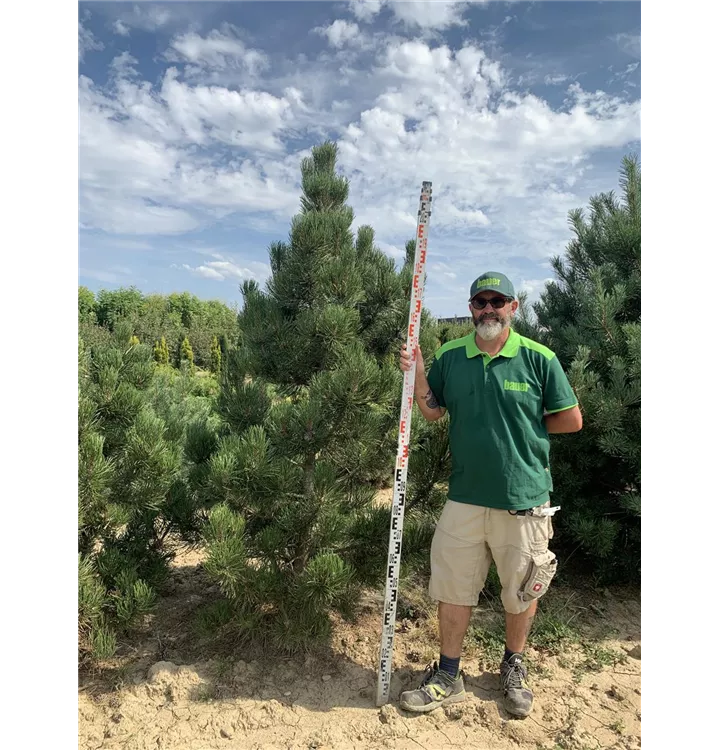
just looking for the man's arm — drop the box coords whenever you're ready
[415,367,446,422]
[542,354,582,433]
[544,404,582,434]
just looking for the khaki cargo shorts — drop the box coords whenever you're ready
[428,499,558,614]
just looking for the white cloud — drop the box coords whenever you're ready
[79,22,104,62]
[180,258,272,284]
[81,192,200,236]
[349,0,384,23]
[138,67,294,149]
[431,261,458,281]
[113,20,130,37]
[614,33,641,59]
[518,277,553,304]
[80,267,134,284]
[111,4,174,33]
[166,24,268,75]
[608,61,640,87]
[544,74,569,86]
[109,51,139,79]
[388,0,471,30]
[441,204,490,227]
[349,0,471,30]
[157,68,294,150]
[78,61,306,233]
[315,20,364,49]
[375,241,405,261]
[81,237,155,253]
[334,39,639,260]
[182,264,224,281]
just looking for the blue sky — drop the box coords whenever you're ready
[78,1,640,318]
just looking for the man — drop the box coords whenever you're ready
[397,271,582,718]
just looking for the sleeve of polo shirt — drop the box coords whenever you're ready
[543,354,578,413]
[425,352,447,408]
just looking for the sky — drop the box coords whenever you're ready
[78,0,641,318]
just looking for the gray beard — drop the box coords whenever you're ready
[475,317,507,341]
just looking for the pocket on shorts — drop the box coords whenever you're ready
[523,513,552,553]
[517,549,557,603]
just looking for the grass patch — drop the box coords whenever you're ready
[210,656,234,684]
[466,616,505,664]
[467,589,582,664]
[191,683,218,702]
[572,642,628,681]
[395,572,436,623]
[530,593,582,653]
[194,599,234,638]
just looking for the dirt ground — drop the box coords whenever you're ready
[78,540,641,750]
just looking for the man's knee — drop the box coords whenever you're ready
[503,596,539,617]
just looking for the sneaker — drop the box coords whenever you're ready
[500,653,534,717]
[399,662,466,713]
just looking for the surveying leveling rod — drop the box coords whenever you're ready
[376,181,433,707]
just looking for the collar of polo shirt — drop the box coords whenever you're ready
[463,328,521,359]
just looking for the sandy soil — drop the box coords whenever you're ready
[79,538,640,750]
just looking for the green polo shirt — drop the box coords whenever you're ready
[426,328,578,511]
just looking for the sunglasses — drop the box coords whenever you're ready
[470,296,514,310]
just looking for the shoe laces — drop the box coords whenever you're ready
[502,657,527,690]
[420,662,453,685]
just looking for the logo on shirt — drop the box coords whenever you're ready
[504,380,529,392]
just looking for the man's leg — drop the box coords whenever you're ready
[400,501,490,713]
[435,601,473,680]
[439,601,473,657]
[505,599,537,654]
[489,505,555,718]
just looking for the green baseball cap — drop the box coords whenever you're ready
[469,272,515,299]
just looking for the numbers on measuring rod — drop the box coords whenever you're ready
[376,181,433,707]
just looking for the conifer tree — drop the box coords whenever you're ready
[197,142,439,649]
[78,324,196,662]
[153,336,170,365]
[519,155,641,582]
[180,335,195,373]
[210,335,222,374]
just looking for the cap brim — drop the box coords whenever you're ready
[471,286,506,297]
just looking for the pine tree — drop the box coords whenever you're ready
[78,325,194,662]
[197,142,439,650]
[210,335,222,374]
[436,320,475,346]
[180,335,195,373]
[154,336,170,365]
[520,155,641,582]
